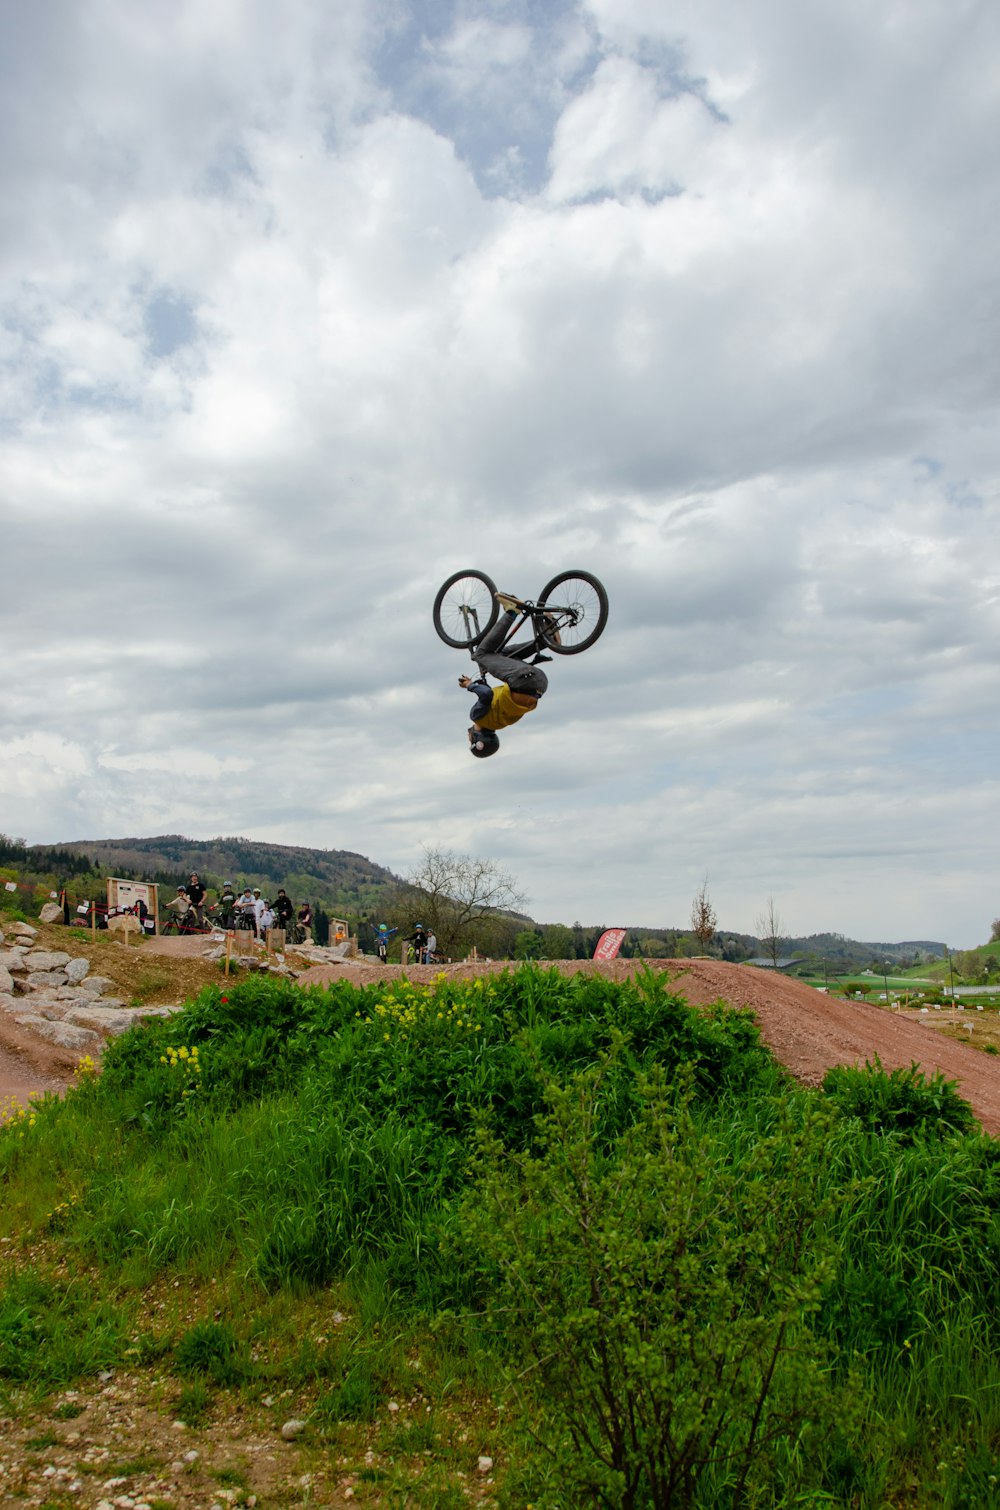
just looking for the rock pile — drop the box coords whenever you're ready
[0,921,172,1054]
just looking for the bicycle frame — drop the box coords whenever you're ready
[493,598,568,656]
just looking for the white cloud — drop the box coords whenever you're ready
[1,0,998,949]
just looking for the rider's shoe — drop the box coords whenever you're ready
[531,653,553,665]
[495,591,523,612]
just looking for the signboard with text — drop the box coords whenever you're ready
[592,928,627,961]
[107,878,159,931]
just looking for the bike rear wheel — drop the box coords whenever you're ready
[433,570,500,648]
[538,570,609,654]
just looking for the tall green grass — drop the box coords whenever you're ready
[2,965,998,1505]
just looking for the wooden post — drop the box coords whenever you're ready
[225,931,232,977]
[91,903,96,942]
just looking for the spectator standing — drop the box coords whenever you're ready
[218,882,236,928]
[235,888,256,932]
[186,873,207,926]
[426,930,437,963]
[259,899,276,938]
[274,889,295,931]
[296,901,313,942]
[252,888,266,939]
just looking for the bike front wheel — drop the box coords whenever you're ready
[433,570,500,648]
[538,570,609,654]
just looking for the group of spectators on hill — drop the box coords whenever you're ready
[165,873,313,941]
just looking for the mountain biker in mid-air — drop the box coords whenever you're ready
[459,592,550,759]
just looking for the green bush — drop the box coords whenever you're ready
[821,1058,976,1141]
[458,1059,854,1509]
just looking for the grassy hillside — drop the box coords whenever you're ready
[2,967,997,1507]
[28,833,401,915]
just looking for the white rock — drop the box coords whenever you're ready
[39,902,64,923]
[25,951,71,971]
[65,957,91,984]
[477,1455,493,1473]
[281,1418,307,1440]
[0,967,12,994]
[183,1448,200,1463]
[17,1017,102,1050]
[27,971,68,990]
[12,922,37,938]
[27,1003,66,1021]
[79,976,115,996]
[65,1005,141,1036]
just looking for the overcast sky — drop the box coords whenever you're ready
[2,0,998,948]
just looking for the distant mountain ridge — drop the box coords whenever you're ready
[37,834,401,913]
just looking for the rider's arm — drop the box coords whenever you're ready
[467,680,493,722]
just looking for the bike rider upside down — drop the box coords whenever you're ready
[459,592,551,759]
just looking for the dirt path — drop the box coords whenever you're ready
[4,947,999,1136]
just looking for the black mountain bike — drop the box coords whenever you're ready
[433,569,608,655]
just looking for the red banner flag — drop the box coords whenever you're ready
[592,928,626,961]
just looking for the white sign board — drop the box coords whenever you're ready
[107,877,159,930]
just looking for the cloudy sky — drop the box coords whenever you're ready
[2,0,998,948]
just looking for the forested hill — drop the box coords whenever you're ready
[35,834,400,913]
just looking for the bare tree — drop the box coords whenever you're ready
[403,846,527,957]
[754,895,785,967]
[690,877,718,954]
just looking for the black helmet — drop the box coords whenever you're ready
[469,727,499,758]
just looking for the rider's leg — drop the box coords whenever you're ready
[472,613,548,696]
[473,609,516,659]
[475,651,548,697]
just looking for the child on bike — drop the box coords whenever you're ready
[375,923,397,962]
[165,887,193,928]
[459,594,549,759]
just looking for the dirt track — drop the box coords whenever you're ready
[4,947,999,1136]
